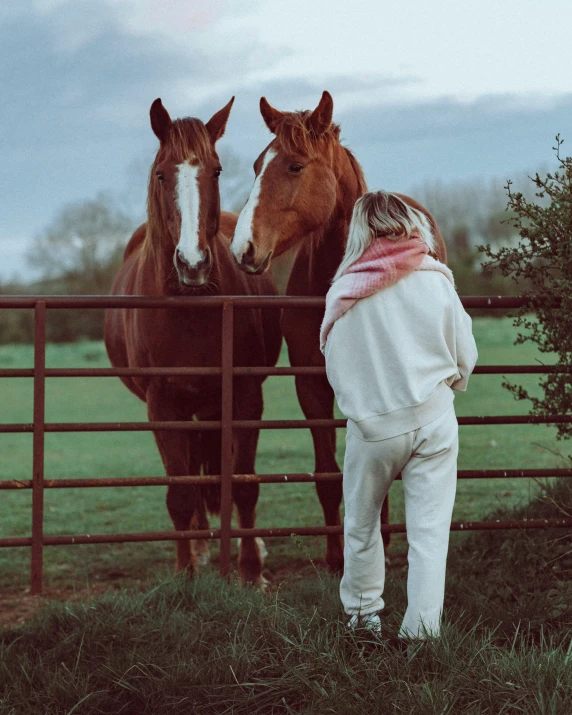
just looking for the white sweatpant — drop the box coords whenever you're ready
[339,405,458,639]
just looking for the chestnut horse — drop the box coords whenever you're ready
[104,98,282,585]
[230,91,447,574]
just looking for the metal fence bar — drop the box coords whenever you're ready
[2,516,572,550]
[0,295,534,309]
[219,301,234,578]
[3,414,572,436]
[2,469,572,491]
[31,301,46,595]
[2,365,572,379]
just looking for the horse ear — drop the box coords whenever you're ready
[260,97,285,134]
[150,98,172,143]
[205,96,235,144]
[308,90,333,135]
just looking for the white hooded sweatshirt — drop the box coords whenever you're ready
[323,268,478,441]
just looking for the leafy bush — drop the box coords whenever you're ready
[479,136,572,440]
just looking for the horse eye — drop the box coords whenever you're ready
[288,163,304,174]
[214,167,222,178]
[156,171,165,183]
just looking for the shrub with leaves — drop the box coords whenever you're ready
[479,136,572,441]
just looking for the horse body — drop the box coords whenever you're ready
[230,91,446,573]
[105,100,281,584]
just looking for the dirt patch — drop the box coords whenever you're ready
[0,593,43,629]
[0,581,137,631]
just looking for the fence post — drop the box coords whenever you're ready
[31,301,46,595]
[219,301,234,578]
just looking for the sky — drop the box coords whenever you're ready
[2,0,572,280]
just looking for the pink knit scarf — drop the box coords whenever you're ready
[320,232,429,352]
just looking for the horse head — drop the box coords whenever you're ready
[230,91,363,274]
[147,97,234,288]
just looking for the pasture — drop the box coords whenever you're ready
[0,316,570,597]
[1,316,572,713]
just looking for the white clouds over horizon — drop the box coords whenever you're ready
[1,0,572,280]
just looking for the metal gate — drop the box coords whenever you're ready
[1,295,571,596]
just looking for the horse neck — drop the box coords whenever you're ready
[287,146,366,297]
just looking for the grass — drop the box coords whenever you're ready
[0,317,571,594]
[1,317,572,713]
[0,480,571,713]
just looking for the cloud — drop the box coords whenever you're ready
[2,1,572,281]
[111,0,227,36]
[335,93,572,190]
[0,2,288,279]
[204,80,572,182]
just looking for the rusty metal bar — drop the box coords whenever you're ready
[457,415,572,425]
[3,414,572,436]
[0,421,216,433]
[219,301,234,578]
[473,365,572,374]
[2,468,572,491]
[0,537,33,547]
[0,295,534,310]
[0,369,35,377]
[2,516,572,550]
[0,295,324,309]
[1,365,570,379]
[31,301,46,596]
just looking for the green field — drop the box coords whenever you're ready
[1,317,570,593]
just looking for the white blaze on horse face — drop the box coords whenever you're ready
[175,160,204,268]
[231,148,277,261]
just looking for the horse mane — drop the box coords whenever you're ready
[273,111,342,158]
[344,147,367,195]
[273,111,367,196]
[141,118,214,274]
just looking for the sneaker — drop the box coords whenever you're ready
[346,612,383,637]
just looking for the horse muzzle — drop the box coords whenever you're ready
[175,246,213,287]
[233,241,273,275]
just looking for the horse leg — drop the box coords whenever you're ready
[294,374,344,574]
[232,378,265,587]
[192,423,225,569]
[191,490,211,567]
[147,384,200,575]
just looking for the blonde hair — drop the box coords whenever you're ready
[332,190,435,282]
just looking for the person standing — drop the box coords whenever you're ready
[321,190,478,640]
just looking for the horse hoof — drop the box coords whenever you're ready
[239,573,269,592]
[196,552,211,567]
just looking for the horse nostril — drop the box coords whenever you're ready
[175,248,188,270]
[243,241,255,264]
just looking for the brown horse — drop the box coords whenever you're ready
[104,98,282,585]
[230,91,447,574]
